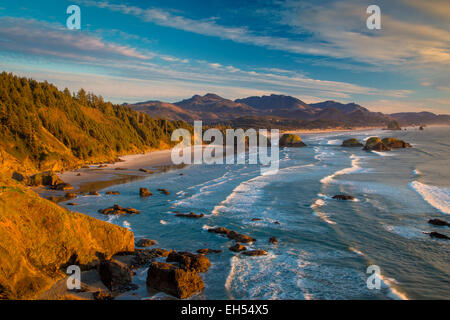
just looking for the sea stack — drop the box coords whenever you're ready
[279,134,306,148]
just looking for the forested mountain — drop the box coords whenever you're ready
[0,72,190,176]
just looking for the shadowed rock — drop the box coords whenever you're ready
[196,248,222,254]
[157,188,170,195]
[332,194,356,201]
[207,227,256,243]
[229,243,247,252]
[363,137,391,151]
[429,232,449,240]
[175,212,204,218]
[98,204,140,215]
[136,238,156,247]
[146,262,204,299]
[342,138,363,147]
[428,219,450,227]
[382,138,412,148]
[106,191,120,195]
[269,237,278,244]
[279,134,306,148]
[139,188,152,197]
[98,259,133,292]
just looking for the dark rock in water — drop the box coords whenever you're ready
[279,134,306,148]
[333,194,355,201]
[106,191,120,195]
[363,137,391,151]
[429,232,449,240]
[114,167,126,170]
[207,227,230,235]
[419,126,424,130]
[251,218,262,221]
[88,191,100,196]
[342,138,363,147]
[151,248,171,257]
[386,120,401,130]
[158,188,170,195]
[196,248,222,254]
[242,250,268,256]
[382,138,412,148]
[273,221,281,225]
[269,237,278,244]
[136,238,156,247]
[98,204,140,215]
[139,168,153,174]
[93,291,113,300]
[98,259,133,292]
[428,219,450,227]
[166,251,211,273]
[229,243,247,252]
[227,230,256,243]
[175,212,204,218]
[139,187,152,197]
[66,202,78,206]
[146,262,204,299]
[76,173,81,176]
[179,173,184,176]
[65,192,77,199]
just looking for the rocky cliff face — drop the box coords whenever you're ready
[0,177,134,299]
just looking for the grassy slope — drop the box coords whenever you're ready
[0,176,134,299]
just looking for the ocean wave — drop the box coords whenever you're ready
[410,181,450,214]
[412,169,421,176]
[320,154,361,185]
[371,151,393,157]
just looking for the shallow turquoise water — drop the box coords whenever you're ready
[62,126,450,300]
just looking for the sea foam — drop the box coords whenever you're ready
[410,181,450,214]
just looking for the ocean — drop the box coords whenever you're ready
[62,126,450,300]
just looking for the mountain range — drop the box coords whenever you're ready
[127,94,450,129]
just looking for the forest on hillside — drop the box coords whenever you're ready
[0,72,191,174]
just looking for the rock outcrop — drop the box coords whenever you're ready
[98,204,140,215]
[0,178,134,299]
[279,134,306,148]
[136,238,156,247]
[157,188,170,195]
[98,259,133,292]
[363,137,391,151]
[146,262,204,299]
[381,138,412,148]
[386,120,401,130]
[341,138,363,147]
[429,232,449,240]
[166,251,211,273]
[139,188,152,197]
[207,227,256,243]
[428,219,450,227]
[269,237,278,244]
[106,191,120,195]
[229,243,247,252]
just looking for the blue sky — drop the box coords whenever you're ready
[0,0,449,114]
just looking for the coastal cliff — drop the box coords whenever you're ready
[0,177,134,299]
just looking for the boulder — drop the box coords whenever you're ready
[429,232,449,240]
[136,238,156,247]
[98,204,140,215]
[428,219,450,227]
[175,212,204,218]
[98,259,133,292]
[88,191,100,196]
[29,173,64,187]
[166,251,211,273]
[242,250,268,256]
[269,237,278,244]
[196,249,222,254]
[251,218,262,221]
[65,193,77,199]
[139,188,152,197]
[139,168,153,174]
[279,134,306,148]
[146,262,204,299]
[67,202,78,206]
[207,227,230,235]
[419,126,424,130]
[229,243,247,252]
[333,194,356,201]
[342,138,363,147]
[381,138,412,148]
[106,191,120,195]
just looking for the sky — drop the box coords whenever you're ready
[0,0,449,114]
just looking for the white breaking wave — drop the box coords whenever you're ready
[410,181,450,214]
[122,220,132,231]
[412,169,421,176]
[320,154,361,184]
[371,151,393,157]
